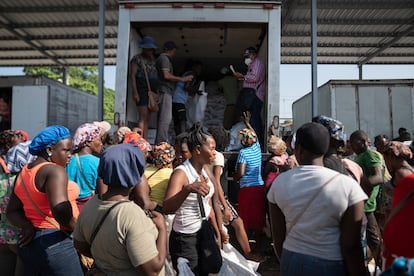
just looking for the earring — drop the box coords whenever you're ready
[48,152,52,157]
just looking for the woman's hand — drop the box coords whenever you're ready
[133,93,140,104]
[186,177,210,196]
[18,223,35,247]
[223,207,231,224]
[151,210,166,232]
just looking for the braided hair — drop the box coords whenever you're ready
[208,125,229,152]
[187,123,213,152]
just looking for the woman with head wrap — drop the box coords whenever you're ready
[233,111,265,254]
[382,141,414,268]
[6,125,83,275]
[73,144,167,275]
[144,142,175,212]
[163,123,219,275]
[66,123,105,211]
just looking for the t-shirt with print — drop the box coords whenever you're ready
[73,196,163,276]
[355,149,382,212]
[155,53,175,93]
[236,142,264,188]
[267,165,368,261]
[144,166,173,207]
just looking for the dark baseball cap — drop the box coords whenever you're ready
[163,41,178,50]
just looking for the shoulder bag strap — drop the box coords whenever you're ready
[18,174,72,237]
[286,173,341,235]
[141,60,152,92]
[385,186,414,226]
[146,167,161,181]
[74,154,95,194]
[89,200,128,245]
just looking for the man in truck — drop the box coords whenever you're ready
[155,41,193,144]
[233,47,266,148]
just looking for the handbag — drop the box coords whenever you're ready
[142,61,160,112]
[197,194,222,274]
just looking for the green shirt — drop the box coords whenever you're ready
[355,149,382,212]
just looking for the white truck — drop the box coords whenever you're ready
[0,75,99,138]
[114,0,281,146]
[292,79,414,140]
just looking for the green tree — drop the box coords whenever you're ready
[24,66,114,122]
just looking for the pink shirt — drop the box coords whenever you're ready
[243,57,266,101]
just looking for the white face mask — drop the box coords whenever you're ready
[244,58,252,66]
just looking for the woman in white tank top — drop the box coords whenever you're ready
[163,123,217,275]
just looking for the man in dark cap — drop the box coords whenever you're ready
[155,41,193,144]
[233,46,266,148]
[267,122,367,276]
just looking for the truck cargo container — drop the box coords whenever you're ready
[292,79,414,140]
[0,75,99,138]
[114,0,281,147]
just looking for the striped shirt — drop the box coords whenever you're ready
[6,141,36,173]
[243,57,266,101]
[236,142,264,188]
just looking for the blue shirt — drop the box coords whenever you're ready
[236,142,264,188]
[66,154,100,199]
[172,71,192,104]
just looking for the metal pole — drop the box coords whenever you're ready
[311,0,318,117]
[98,0,105,120]
[358,64,363,80]
[62,66,67,85]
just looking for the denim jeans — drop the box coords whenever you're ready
[18,228,83,276]
[281,249,346,276]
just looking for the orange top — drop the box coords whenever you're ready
[14,162,79,229]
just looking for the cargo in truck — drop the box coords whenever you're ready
[114,0,281,148]
[292,79,414,140]
[0,75,99,138]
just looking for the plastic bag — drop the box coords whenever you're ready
[187,81,207,128]
[218,243,260,276]
[177,257,195,276]
[225,121,245,151]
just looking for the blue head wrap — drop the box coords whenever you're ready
[98,144,145,188]
[29,125,71,155]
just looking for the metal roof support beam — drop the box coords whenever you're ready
[0,15,64,66]
[358,23,414,66]
[8,21,118,29]
[358,64,363,80]
[0,33,118,41]
[295,1,412,10]
[0,4,118,13]
[98,0,105,121]
[311,0,318,117]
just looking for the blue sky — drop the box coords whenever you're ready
[1,64,413,119]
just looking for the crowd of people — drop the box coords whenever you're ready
[0,111,413,276]
[0,37,412,276]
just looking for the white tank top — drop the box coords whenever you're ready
[172,159,215,234]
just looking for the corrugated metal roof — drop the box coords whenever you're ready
[0,0,413,66]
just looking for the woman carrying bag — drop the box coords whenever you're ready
[7,125,83,275]
[163,123,221,276]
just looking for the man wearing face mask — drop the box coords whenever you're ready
[233,47,266,148]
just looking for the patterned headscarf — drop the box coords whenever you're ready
[123,132,152,154]
[385,141,413,160]
[238,128,257,147]
[312,115,346,142]
[72,123,102,151]
[115,126,131,144]
[151,142,175,168]
[29,125,71,155]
